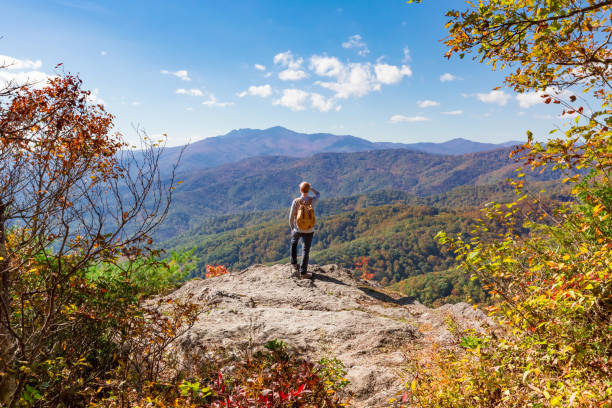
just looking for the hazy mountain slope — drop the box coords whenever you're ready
[378,137,521,155]
[158,126,522,174]
[168,147,554,216]
[160,126,377,173]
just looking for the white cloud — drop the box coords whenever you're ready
[274,51,308,81]
[317,63,379,98]
[417,99,440,108]
[0,54,53,88]
[309,55,344,77]
[476,90,510,106]
[254,64,266,71]
[0,54,42,70]
[313,59,412,99]
[273,89,309,111]
[374,63,412,84]
[442,110,463,115]
[237,84,272,98]
[100,50,107,56]
[273,51,292,66]
[161,69,191,81]
[310,93,336,112]
[0,70,53,88]
[202,93,233,108]
[440,73,458,82]
[516,91,545,108]
[176,88,204,96]
[132,101,141,106]
[402,47,411,63]
[342,34,370,57]
[273,51,303,69]
[186,106,194,111]
[279,69,309,81]
[516,88,573,108]
[269,51,413,100]
[390,115,429,123]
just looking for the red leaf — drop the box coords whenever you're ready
[292,383,305,397]
[401,391,408,402]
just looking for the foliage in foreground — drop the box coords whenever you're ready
[398,0,612,406]
[92,339,350,408]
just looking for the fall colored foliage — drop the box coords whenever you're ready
[396,1,612,406]
[205,264,229,278]
[0,71,180,406]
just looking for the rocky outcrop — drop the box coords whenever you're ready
[167,264,494,407]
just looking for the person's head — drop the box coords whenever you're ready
[299,181,310,195]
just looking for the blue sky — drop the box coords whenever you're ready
[1,0,578,146]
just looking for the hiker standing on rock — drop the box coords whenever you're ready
[289,181,320,279]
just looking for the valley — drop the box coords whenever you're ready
[155,130,571,306]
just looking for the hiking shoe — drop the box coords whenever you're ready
[291,264,300,277]
[299,272,313,279]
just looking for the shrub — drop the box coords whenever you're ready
[95,339,350,407]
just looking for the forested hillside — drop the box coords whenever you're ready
[163,182,570,306]
[159,147,564,239]
[169,204,473,280]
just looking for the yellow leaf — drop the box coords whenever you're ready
[411,379,417,392]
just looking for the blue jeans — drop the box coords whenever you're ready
[290,231,314,274]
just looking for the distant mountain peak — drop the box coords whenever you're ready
[157,127,523,175]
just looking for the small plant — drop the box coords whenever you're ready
[264,338,286,352]
[179,380,212,400]
[205,264,228,278]
[317,357,351,396]
[459,333,488,350]
[354,256,374,280]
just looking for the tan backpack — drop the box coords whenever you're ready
[296,198,315,230]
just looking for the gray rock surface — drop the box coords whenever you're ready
[167,264,494,407]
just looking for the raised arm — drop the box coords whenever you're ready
[310,188,320,205]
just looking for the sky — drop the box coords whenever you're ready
[1,0,580,146]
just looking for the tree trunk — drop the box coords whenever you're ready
[0,208,16,405]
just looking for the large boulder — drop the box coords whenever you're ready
[167,264,494,407]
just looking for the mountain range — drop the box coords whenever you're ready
[159,126,522,174]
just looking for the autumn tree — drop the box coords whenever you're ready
[398,1,611,406]
[0,71,180,406]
